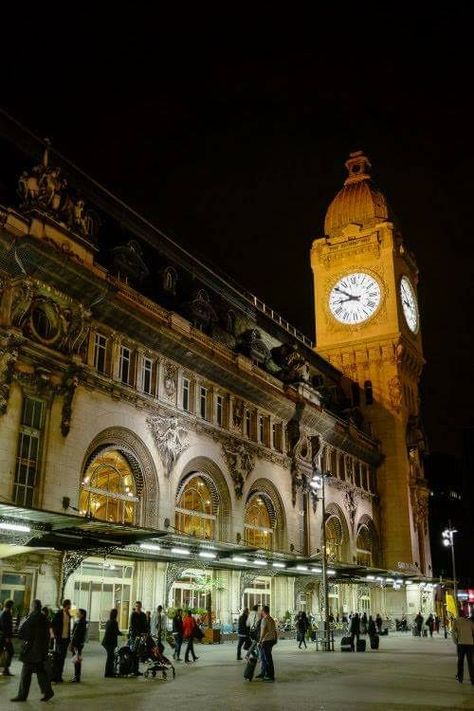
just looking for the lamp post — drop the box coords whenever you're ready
[442,522,458,614]
[310,468,331,651]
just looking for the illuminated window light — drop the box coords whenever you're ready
[199,551,217,559]
[253,559,266,566]
[139,543,161,551]
[327,569,336,575]
[311,567,322,574]
[171,547,190,555]
[366,575,376,580]
[296,565,308,572]
[272,562,285,569]
[0,522,31,533]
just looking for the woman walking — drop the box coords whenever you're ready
[237,608,249,660]
[183,611,199,664]
[70,609,87,682]
[296,611,309,649]
[102,609,121,678]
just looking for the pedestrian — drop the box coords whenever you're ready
[247,604,261,641]
[154,604,167,648]
[237,608,249,660]
[145,611,151,633]
[368,615,376,637]
[102,608,121,677]
[361,612,368,635]
[452,611,474,685]
[350,612,360,651]
[70,608,87,682]
[10,599,54,703]
[0,599,15,676]
[426,613,435,638]
[414,611,423,637]
[257,605,277,682]
[296,611,309,649]
[435,615,440,633]
[375,613,383,634]
[129,601,148,676]
[51,598,72,683]
[172,608,184,662]
[183,611,199,664]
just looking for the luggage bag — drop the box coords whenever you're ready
[357,638,366,652]
[340,636,353,652]
[244,654,258,681]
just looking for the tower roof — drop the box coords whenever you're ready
[324,151,390,238]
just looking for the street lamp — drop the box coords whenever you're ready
[442,523,458,614]
[310,468,331,651]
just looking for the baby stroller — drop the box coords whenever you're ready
[114,644,135,677]
[138,633,176,680]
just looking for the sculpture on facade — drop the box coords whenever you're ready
[60,365,82,437]
[17,143,98,241]
[0,330,24,414]
[232,398,244,429]
[163,362,177,398]
[147,413,189,477]
[271,343,311,384]
[344,489,357,529]
[222,440,255,498]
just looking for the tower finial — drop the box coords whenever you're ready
[344,150,371,185]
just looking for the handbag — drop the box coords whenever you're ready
[193,626,204,641]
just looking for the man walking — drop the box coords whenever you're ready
[154,604,167,648]
[10,600,54,702]
[350,612,360,651]
[172,609,184,661]
[0,599,15,676]
[452,611,474,685]
[51,598,72,683]
[257,605,277,682]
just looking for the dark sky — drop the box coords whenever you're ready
[2,7,473,461]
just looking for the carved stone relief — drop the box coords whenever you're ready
[163,362,177,399]
[60,365,82,436]
[221,440,255,498]
[0,330,24,414]
[344,489,357,529]
[232,398,244,430]
[147,412,189,477]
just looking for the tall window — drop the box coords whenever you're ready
[14,397,44,506]
[244,495,273,550]
[258,415,264,444]
[80,450,138,524]
[175,476,216,539]
[325,515,344,562]
[142,357,153,395]
[216,395,224,426]
[94,333,107,374]
[356,525,374,567]
[182,378,191,411]
[120,346,132,385]
[200,386,208,419]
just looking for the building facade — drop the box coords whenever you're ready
[0,138,433,630]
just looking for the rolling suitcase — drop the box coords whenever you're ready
[357,638,366,652]
[370,634,379,650]
[244,641,259,681]
[340,636,352,652]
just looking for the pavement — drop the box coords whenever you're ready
[0,633,472,711]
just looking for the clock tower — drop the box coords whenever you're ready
[311,151,432,575]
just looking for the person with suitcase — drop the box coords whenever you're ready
[350,613,360,651]
[243,640,259,681]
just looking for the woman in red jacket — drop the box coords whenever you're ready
[182,612,199,664]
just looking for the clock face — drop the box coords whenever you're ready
[328,272,381,325]
[400,276,419,333]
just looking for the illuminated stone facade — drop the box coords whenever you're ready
[0,142,432,627]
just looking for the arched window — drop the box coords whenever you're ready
[80,450,138,524]
[356,525,374,566]
[175,475,216,539]
[244,494,274,550]
[163,266,177,294]
[325,515,344,562]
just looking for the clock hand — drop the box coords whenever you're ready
[334,287,354,299]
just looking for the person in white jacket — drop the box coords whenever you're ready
[451,612,474,684]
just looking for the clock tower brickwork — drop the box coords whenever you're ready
[311,152,432,575]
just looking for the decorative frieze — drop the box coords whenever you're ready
[147,411,189,478]
[221,440,255,498]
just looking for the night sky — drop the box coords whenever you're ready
[2,8,473,468]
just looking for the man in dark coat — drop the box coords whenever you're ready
[51,598,72,682]
[0,599,15,676]
[129,601,148,676]
[172,609,184,662]
[10,600,54,702]
[237,608,249,660]
[350,613,361,651]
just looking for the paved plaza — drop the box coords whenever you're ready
[0,633,472,711]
